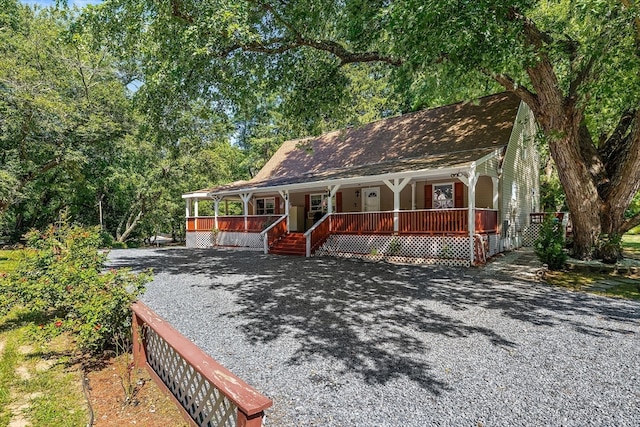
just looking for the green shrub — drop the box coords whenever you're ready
[0,219,151,355]
[534,214,568,270]
[111,241,127,249]
[596,234,622,264]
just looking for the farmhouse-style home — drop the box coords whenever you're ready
[183,92,540,266]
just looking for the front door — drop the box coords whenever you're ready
[362,187,380,212]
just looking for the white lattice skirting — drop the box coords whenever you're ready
[186,231,215,248]
[186,231,263,249]
[216,231,263,248]
[314,234,492,267]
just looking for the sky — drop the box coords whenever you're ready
[21,0,101,8]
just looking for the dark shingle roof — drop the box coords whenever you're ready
[189,92,521,195]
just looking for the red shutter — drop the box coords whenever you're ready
[274,196,280,214]
[424,184,433,209]
[304,194,310,215]
[336,192,342,213]
[454,182,464,208]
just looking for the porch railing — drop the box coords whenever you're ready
[331,212,395,233]
[398,209,468,235]
[475,209,498,233]
[304,213,331,257]
[186,215,281,232]
[328,209,497,236]
[529,212,565,224]
[261,215,288,254]
[132,302,272,427]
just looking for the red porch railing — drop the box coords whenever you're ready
[132,302,272,427]
[262,215,288,253]
[398,209,468,235]
[475,209,498,233]
[327,209,497,236]
[305,214,332,256]
[187,215,281,232]
[330,212,395,234]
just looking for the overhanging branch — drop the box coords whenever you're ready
[486,71,539,110]
[172,0,402,66]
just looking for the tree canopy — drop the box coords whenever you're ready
[3,0,640,259]
[85,0,640,258]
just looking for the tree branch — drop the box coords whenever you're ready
[487,71,539,111]
[172,0,402,66]
[622,211,640,232]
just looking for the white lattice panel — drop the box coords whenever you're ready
[186,231,215,248]
[315,234,473,266]
[522,223,542,247]
[216,232,262,248]
[144,326,237,427]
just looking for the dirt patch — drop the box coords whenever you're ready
[85,355,188,427]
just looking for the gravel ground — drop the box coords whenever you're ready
[109,247,640,427]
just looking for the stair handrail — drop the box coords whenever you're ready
[260,215,288,254]
[303,213,331,257]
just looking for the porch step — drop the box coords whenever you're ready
[269,232,306,256]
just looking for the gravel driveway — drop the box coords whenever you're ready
[109,247,640,426]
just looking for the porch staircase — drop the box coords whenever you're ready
[269,232,306,256]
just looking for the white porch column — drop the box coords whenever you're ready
[411,182,416,210]
[240,193,253,231]
[213,197,220,230]
[491,177,499,210]
[185,198,192,218]
[467,171,478,264]
[326,185,341,214]
[279,190,290,231]
[383,178,411,232]
[194,199,199,217]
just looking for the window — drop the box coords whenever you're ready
[309,193,337,213]
[256,197,275,215]
[433,184,454,209]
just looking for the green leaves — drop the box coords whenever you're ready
[1,217,151,354]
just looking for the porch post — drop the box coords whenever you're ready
[213,197,220,230]
[491,177,499,210]
[411,182,416,210]
[185,198,191,218]
[194,198,199,230]
[383,178,411,233]
[327,185,341,214]
[240,193,253,231]
[279,190,290,231]
[467,171,478,264]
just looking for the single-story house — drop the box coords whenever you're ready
[182,92,540,266]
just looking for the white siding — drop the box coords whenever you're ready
[500,102,540,249]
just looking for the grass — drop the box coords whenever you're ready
[622,234,640,259]
[0,309,88,427]
[545,270,640,300]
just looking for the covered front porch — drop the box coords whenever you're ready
[183,162,504,266]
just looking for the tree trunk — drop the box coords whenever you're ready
[548,131,602,260]
[116,210,143,243]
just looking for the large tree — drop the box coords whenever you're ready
[90,0,640,259]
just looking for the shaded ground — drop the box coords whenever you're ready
[86,354,188,427]
[109,248,640,426]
